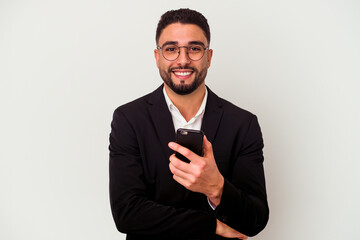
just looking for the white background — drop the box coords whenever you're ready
[1,0,359,239]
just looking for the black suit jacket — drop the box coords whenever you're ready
[109,85,269,240]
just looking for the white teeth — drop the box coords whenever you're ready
[174,72,192,76]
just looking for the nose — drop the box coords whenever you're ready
[176,47,191,65]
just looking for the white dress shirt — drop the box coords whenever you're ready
[163,86,208,133]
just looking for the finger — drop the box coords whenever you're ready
[236,231,248,240]
[169,158,193,178]
[168,142,200,163]
[172,172,192,188]
[203,135,213,157]
[169,153,189,168]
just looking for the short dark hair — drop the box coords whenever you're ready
[156,8,210,45]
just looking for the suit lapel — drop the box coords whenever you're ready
[147,85,176,159]
[201,87,223,143]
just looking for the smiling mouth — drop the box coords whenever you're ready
[172,70,195,81]
[173,71,193,76]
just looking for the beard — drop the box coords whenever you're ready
[159,66,208,95]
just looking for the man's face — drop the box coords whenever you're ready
[155,23,213,95]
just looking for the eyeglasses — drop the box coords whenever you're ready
[157,44,209,61]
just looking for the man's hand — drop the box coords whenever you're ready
[216,220,248,239]
[168,135,224,206]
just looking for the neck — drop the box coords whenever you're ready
[164,83,206,122]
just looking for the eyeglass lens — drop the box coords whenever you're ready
[162,45,205,61]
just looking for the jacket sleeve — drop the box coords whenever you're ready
[214,115,269,237]
[109,108,216,238]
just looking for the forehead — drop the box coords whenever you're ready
[158,23,208,46]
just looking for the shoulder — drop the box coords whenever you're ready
[113,85,163,118]
[114,93,150,115]
[221,97,254,118]
[207,87,256,122]
[207,88,263,148]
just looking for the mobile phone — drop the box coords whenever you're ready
[175,128,204,163]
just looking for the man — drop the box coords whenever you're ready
[109,8,269,240]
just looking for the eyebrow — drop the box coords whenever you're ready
[188,41,206,47]
[161,41,206,47]
[161,41,178,47]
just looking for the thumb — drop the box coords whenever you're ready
[203,135,213,156]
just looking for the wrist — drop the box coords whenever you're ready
[208,175,224,206]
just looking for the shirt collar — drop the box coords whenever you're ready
[163,86,208,120]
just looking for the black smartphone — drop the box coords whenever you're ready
[175,128,204,163]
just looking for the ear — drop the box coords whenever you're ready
[154,49,160,68]
[207,49,213,68]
